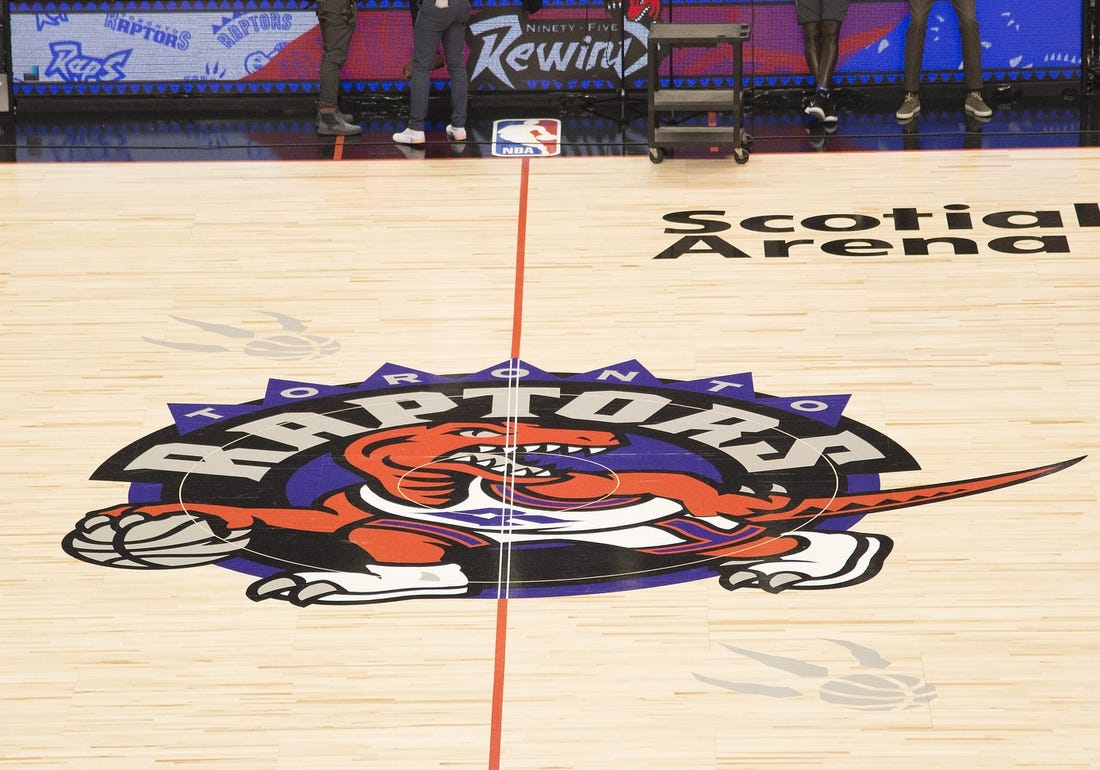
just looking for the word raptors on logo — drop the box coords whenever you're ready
[63,361,1082,606]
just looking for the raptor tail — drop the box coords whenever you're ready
[746,456,1085,524]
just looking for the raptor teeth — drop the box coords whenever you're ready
[506,443,616,456]
[442,441,615,476]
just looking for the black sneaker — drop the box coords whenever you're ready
[805,125,826,151]
[823,95,838,127]
[316,110,362,136]
[804,93,826,122]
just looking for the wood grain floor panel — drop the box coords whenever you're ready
[1,149,1097,769]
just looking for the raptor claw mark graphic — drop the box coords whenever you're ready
[142,312,339,360]
[697,639,938,711]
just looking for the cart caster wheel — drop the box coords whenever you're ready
[649,148,665,164]
[734,148,749,164]
[742,134,754,151]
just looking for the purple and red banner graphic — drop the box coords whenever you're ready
[9,0,1083,97]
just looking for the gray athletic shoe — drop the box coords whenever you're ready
[316,110,362,136]
[964,91,993,119]
[895,92,920,121]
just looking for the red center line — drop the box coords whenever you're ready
[510,157,529,359]
[488,156,531,770]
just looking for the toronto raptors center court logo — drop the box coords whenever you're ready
[63,361,1082,606]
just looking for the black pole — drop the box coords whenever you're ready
[1088,0,1098,93]
[1,0,14,114]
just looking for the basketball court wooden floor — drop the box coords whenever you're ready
[2,145,1098,769]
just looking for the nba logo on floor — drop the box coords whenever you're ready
[492,119,560,157]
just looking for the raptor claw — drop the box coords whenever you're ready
[249,575,300,600]
[719,569,759,591]
[762,572,802,593]
[294,581,342,606]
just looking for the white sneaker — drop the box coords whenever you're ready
[445,124,467,141]
[392,127,426,145]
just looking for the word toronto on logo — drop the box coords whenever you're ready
[63,361,1082,606]
[655,203,1100,259]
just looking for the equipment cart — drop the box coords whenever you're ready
[646,22,752,164]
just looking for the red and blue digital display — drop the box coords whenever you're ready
[7,0,1084,97]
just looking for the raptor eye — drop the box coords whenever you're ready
[456,429,502,439]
